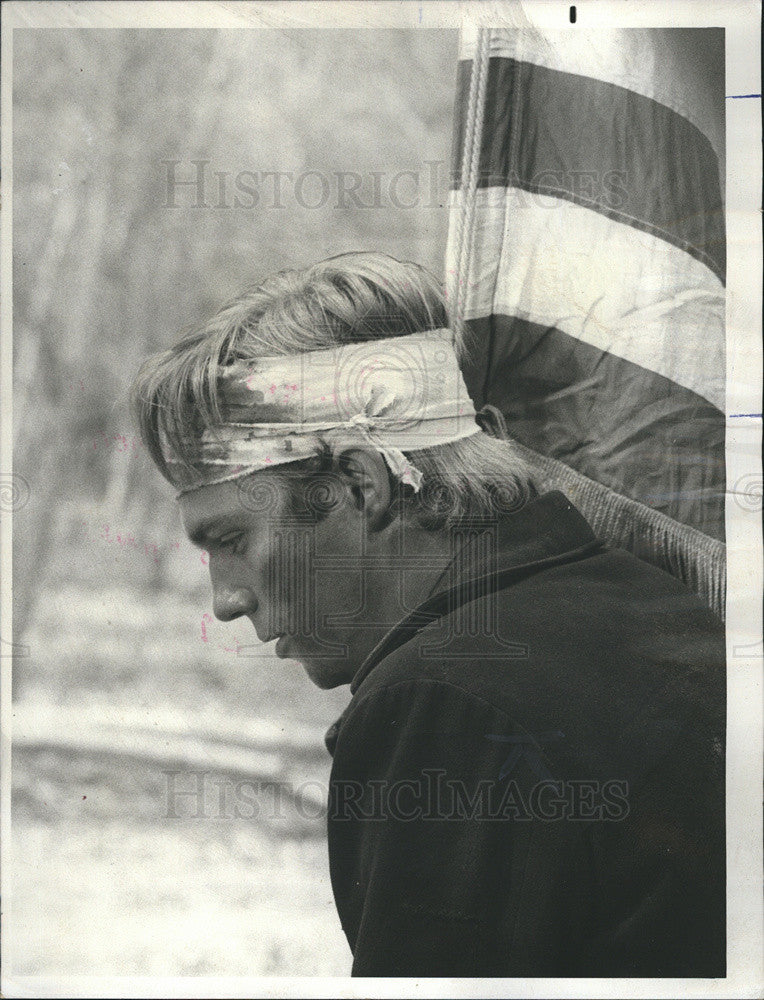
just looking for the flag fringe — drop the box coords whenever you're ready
[479,405,726,619]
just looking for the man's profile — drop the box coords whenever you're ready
[131,252,725,977]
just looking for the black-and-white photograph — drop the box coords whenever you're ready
[2,1,761,996]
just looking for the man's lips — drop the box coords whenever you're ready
[249,617,288,652]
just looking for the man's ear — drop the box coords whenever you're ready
[334,446,393,531]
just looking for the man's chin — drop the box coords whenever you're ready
[298,656,354,690]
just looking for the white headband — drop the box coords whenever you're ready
[163,328,480,495]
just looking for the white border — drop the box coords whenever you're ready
[1,2,761,998]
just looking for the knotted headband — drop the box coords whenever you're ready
[162,328,480,495]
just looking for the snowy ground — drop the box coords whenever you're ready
[10,583,352,977]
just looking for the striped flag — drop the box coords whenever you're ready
[446,26,725,616]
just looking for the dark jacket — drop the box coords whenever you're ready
[325,491,725,977]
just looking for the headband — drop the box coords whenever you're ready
[163,328,480,496]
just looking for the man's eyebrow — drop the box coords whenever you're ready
[186,514,245,548]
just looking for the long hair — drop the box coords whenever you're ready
[131,252,536,526]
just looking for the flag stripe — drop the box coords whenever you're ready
[452,57,725,282]
[457,26,725,157]
[462,315,725,541]
[446,187,725,411]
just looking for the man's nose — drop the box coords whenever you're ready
[212,584,257,622]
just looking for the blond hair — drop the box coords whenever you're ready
[131,252,535,526]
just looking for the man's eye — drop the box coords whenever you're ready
[217,533,246,553]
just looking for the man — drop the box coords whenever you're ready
[132,252,725,977]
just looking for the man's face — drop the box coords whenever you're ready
[179,468,381,689]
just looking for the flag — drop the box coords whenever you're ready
[446,26,726,616]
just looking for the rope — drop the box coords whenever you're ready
[451,27,491,348]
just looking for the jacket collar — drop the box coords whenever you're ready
[324,491,602,755]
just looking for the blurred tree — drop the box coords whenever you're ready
[11,29,457,675]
